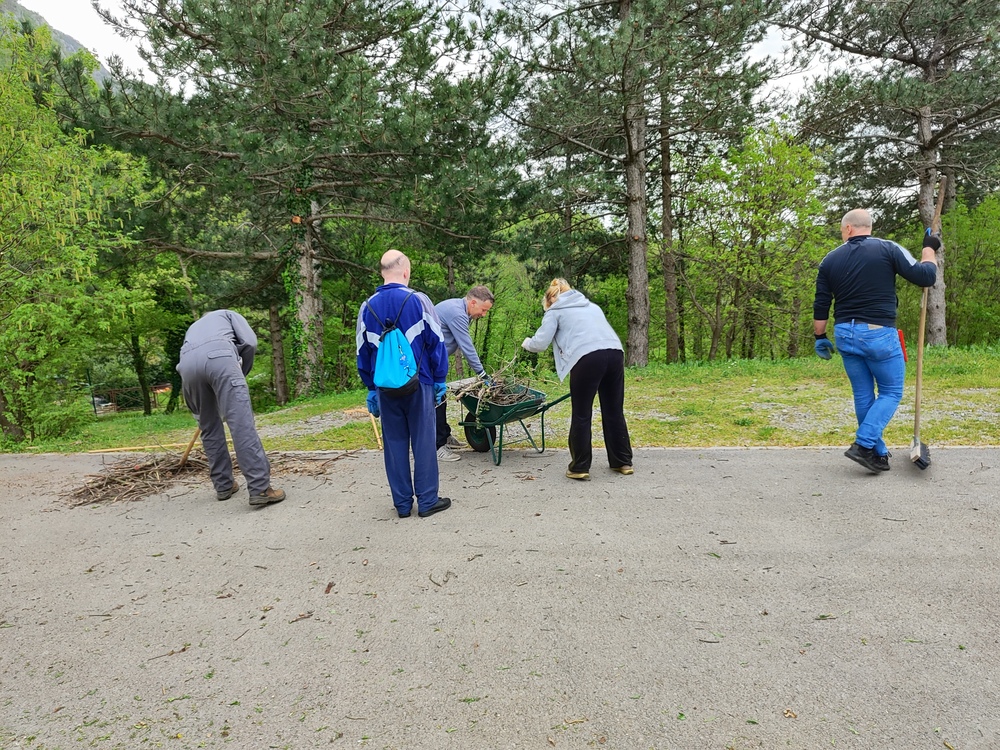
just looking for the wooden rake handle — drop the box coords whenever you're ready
[178,427,201,469]
[915,177,947,438]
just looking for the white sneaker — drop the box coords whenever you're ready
[445,434,464,448]
[437,445,461,462]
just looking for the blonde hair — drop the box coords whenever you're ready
[543,278,572,310]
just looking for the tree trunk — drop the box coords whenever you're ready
[677,257,686,362]
[270,303,290,406]
[294,200,324,396]
[621,0,649,367]
[0,387,25,442]
[788,295,801,358]
[164,323,186,414]
[916,109,947,346]
[129,331,152,416]
[659,117,679,363]
[708,289,723,361]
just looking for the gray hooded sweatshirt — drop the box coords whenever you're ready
[522,289,622,381]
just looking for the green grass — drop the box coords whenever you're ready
[15,346,1000,454]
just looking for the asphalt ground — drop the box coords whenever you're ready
[1,446,998,750]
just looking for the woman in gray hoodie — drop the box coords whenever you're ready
[522,279,634,480]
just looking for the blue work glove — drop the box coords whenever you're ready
[433,382,448,405]
[366,390,379,418]
[923,227,941,251]
[477,371,493,387]
[814,334,835,360]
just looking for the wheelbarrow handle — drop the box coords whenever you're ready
[539,392,571,413]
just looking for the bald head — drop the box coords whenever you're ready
[380,249,411,284]
[841,209,872,232]
[840,209,872,242]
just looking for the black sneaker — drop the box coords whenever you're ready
[873,452,891,471]
[418,497,452,518]
[844,442,881,473]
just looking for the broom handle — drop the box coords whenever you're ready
[914,289,927,441]
[179,427,201,468]
[369,413,382,450]
[915,177,946,443]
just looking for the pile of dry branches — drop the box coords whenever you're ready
[63,451,354,507]
[453,375,536,407]
[449,357,540,409]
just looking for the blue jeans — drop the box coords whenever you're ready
[834,322,905,457]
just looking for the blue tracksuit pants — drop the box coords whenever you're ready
[378,382,440,515]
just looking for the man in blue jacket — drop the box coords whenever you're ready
[433,285,494,461]
[357,250,452,518]
[813,209,938,473]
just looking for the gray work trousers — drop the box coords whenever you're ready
[177,341,270,495]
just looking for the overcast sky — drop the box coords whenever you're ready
[19,0,147,73]
[15,1,813,97]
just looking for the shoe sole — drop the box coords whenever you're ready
[437,454,461,462]
[566,472,590,481]
[249,494,285,506]
[418,498,452,518]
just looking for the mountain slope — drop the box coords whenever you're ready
[1,0,111,82]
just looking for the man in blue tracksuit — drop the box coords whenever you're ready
[356,250,452,518]
[813,209,938,472]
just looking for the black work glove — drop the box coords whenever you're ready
[923,228,941,251]
[814,333,835,360]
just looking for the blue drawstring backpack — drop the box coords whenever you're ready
[366,290,419,398]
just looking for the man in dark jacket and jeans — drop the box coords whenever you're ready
[813,209,938,473]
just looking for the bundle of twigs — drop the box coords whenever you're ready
[452,358,538,414]
[64,451,354,507]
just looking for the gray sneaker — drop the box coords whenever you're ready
[436,445,461,462]
[445,434,464,448]
[249,487,286,506]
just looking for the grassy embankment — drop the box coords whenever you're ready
[18,346,1000,454]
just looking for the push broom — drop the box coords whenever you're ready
[911,178,945,470]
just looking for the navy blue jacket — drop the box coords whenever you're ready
[356,283,449,390]
[813,236,937,327]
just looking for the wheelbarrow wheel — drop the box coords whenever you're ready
[464,411,496,453]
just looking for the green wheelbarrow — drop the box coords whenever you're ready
[457,385,570,466]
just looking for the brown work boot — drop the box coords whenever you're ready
[249,487,286,506]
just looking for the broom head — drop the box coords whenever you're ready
[910,437,930,470]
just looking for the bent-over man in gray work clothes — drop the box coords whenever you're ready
[433,285,494,462]
[176,310,285,507]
